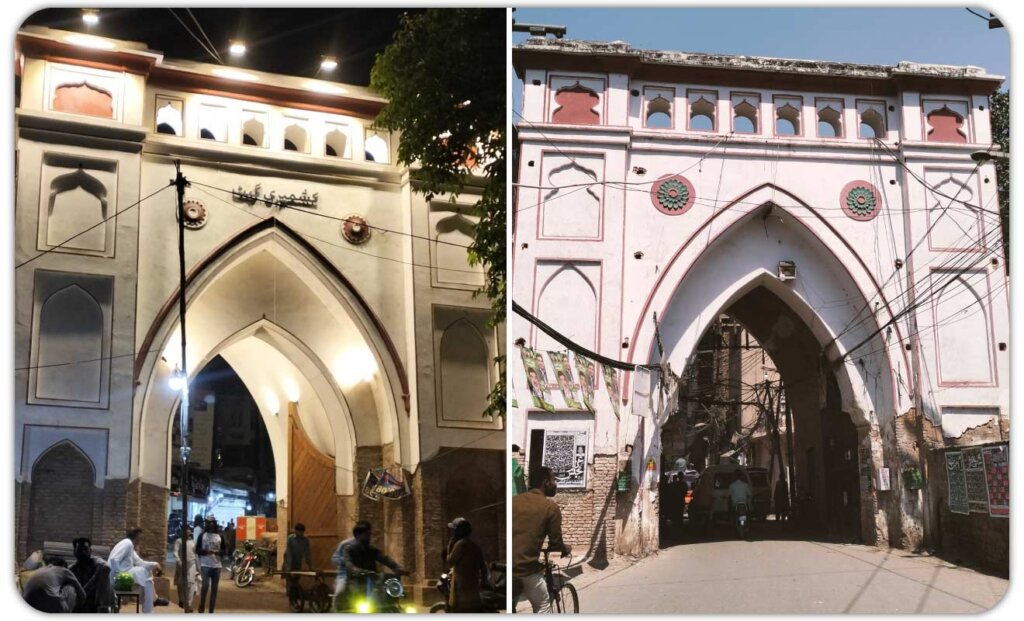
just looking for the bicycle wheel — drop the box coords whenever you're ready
[550,582,579,614]
[308,583,332,613]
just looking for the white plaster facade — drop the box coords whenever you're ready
[13,26,504,575]
[511,38,1007,558]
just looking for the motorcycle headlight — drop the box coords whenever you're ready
[384,577,405,598]
[404,605,417,614]
[355,600,373,614]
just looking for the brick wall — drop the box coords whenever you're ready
[540,453,618,562]
[130,479,171,562]
[925,445,1009,576]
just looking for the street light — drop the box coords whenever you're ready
[320,56,338,72]
[971,149,1009,163]
[82,9,99,26]
[229,40,246,57]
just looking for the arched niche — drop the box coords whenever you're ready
[52,81,113,118]
[434,212,483,287]
[325,128,349,158]
[28,441,96,552]
[541,158,602,239]
[46,167,108,252]
[242,118,266,147]
[438,318,492,422]
[926,106,967,143]
[36,285,104,403]
[933,272,993,385]
[536,263,598,352]
[552,83,600,125]
[927,176,980,251]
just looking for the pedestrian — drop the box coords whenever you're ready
[197,516,223,613]
[70,537,115,612]
[174,526,201,612]
[774,476,790,522]
[511,445,527,495]
[445,517,489,613]
[22,556,86,613]
[222,521,237,563]
[284,523,313,603]
[108,527,168,613]
[330,531,356,611]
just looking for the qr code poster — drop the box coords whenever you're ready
[542,430,589,490]
[983,445,1008,518]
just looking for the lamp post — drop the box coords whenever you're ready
[172,160,191,608]
[970,149,1009,163]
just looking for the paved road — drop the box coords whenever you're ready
[567,524,1008,614]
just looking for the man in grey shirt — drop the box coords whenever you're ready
[23,557,87,613]
[284,523,313,601]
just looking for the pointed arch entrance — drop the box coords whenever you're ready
[130,219,413,564]
[627,184,912,550]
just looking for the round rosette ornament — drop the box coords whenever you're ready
[342,214,372,245]
[840,181,881,221]
[181,200,208,229]
[650,175,696,215]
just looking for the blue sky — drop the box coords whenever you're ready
[512,7,1010,115]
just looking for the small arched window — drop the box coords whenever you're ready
[775,103,801,136]
[818,105,843,138]
[283,124,307,153]
[365,134,389,164]
[733,100,758,134]
[155,101,182,136]
[242,118,265,147]
[689,97,716,131]
[859,107,885,139]
[646,96,672,129]
[325,127,349,158]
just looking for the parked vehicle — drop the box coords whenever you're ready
[745,467,772,520]
[690,464,751,532]
[233,541,258,587]
[344,569,415,614]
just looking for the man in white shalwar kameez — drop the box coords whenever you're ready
[108,528,163,613]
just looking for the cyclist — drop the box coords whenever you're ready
[512,466,571,613]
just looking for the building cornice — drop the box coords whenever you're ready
[514,38,1004,96]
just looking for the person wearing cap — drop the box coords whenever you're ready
[445,518,489,613]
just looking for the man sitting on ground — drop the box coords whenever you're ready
[22,556,86,613]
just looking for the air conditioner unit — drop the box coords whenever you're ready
[778,260,797,282]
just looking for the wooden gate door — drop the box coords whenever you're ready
[288,403,338,569]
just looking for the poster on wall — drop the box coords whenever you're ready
[983,445,1009,518]
[574,354,596,413]
[632,368,653,418]
[963,447,989,513]
[548,351,583,409]
[602,364,621,419]
[542,429,589,489]
[945,451,970,515]
[520,346,555,413]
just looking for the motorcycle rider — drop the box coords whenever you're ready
[341,522,405,610]
[728,471,753,535]
[330,531,357,611]
[512,466,570,613]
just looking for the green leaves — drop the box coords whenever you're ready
[371,9,506,418]
[990,90,1009,270]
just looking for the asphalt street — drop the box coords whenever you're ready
[570,524,1008,614]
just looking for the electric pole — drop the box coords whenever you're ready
[173,160,191,608]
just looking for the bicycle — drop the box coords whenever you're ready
[512,548,579,614]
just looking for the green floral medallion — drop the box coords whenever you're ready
[846,186,877,217]
[657,178,690,211]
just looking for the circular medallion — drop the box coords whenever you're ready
[181,200,208,229]
[342,214,372,245]
[840,181,881,221]
[650,175,696,215]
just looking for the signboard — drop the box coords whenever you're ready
[963,447,989,513]
[236,515,267,541]
[944,451,969,515]
[983,445,1008,518]
[542,430,589,489]
[361,467,411,501]
[876,467,891,491]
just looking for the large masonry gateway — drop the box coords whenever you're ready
[14,26,505,594]
[511,38,1008,573]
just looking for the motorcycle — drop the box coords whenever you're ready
[233,541,258,587]
[430,561,506,613]
[734,502,749,539]
[346,569,416,614]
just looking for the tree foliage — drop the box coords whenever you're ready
[371,9,506,418]
[989,90,1009,269]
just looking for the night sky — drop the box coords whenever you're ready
[20,7,426,86]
